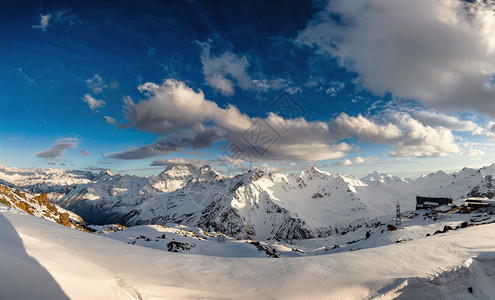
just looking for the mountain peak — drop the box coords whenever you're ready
[361,170,408,184]
[102,170,114,176]
[161,163,199,175]
[309,166,321,173]
[304,166,328,176]
[94,170,114,180]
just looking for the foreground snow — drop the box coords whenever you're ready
[2,204,495,299]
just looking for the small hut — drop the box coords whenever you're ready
[416,196,452,210]
[463,197,490,209]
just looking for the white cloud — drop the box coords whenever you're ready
[385,107,484,135]
[297,0,495,117]
[33,14,52,31]
[104,116,117,125]
[86,74,107,94]
[353,156,380,165]
[36,138,79,158]
[83,94,105,112]
[206,74,235,96]
[260,142,351,161]
[199,42,253,96]
[354,157,365,164]
[33,9,80,32]
[464,148,485,157]
[110,79,470,162]
[333,113,402,143]
[325,81,345,97]
[123,79,252,135]
[332,113,460,157]
[390,115,460,157]
[110,79,349,161]
[332,159,352,166]
[198,42,297,96]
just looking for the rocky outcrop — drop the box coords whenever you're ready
[0,181,88,231]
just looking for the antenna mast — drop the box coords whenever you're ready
[217,218,225,243]
[395,200,402,226]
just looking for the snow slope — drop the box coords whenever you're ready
[2,204,495,299]
[93,224,295,258]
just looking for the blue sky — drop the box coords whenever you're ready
[1,0,495,178]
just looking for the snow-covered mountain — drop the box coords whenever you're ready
[0,165,95,201]
[1,163,494,240]
[360,170,410,184]
[0,179,87,230]
[54,166,377,240]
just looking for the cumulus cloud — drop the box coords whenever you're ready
[104,116,117,125]
[385,107,484,134]
[389,115,460,157]
[36,138,79,158]
[297,0,495,116]
[333,113,402,143]
[333,113,460,157]
[111,79,349,161]
[83,94,105,112]
[110,79,470,161]
[121,80,251,135]
[86,74,107,94]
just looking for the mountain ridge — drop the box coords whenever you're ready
[1,163,494,240]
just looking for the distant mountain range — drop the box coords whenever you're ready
[1,163,494,240]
